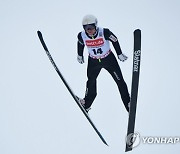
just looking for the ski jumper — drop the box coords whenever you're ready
[77,27,130,112]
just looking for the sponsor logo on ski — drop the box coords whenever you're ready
[133,50,141,72]
[126,132,180,149]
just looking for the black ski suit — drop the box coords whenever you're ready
[77,28,130,112]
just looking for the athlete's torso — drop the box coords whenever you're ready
[81,27,111,58]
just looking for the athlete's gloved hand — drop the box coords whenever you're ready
[77,55,84,64]
[118,53,128,62]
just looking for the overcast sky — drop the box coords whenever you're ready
[1,0,180,153]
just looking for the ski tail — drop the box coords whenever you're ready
[37,31,108,146]
[125,29,141,152]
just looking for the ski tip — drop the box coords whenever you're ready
[37,30,42,36]
[134,29,141,33]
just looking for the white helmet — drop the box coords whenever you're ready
[82,14,98,26]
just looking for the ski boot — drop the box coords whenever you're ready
[76,96,91,113]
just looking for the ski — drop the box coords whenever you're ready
[37,31,108,146]
[125,29,141,152]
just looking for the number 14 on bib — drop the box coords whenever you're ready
[92,48,103,55]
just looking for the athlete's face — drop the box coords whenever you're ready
[84,24,96,36]
[86,28,96,36]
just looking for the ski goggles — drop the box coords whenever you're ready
[83,24,96,31]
